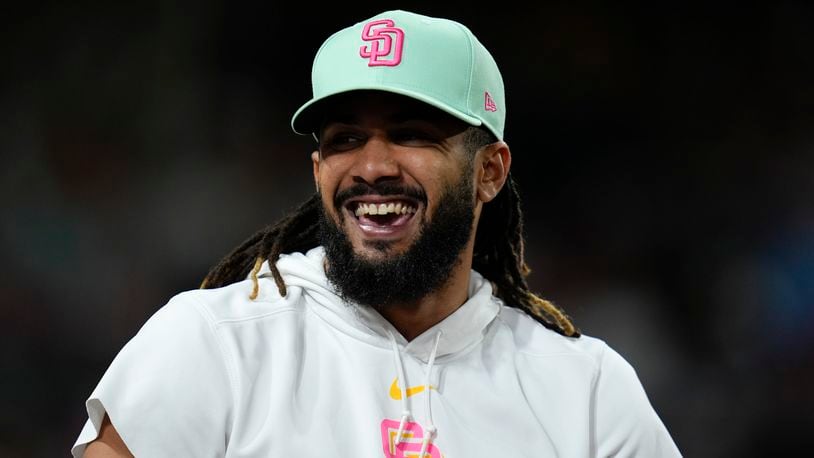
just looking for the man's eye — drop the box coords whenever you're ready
[392,131,436,145]
[325,134,363,151]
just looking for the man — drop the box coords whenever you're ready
[74,10,681,457]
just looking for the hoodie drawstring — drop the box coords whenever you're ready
[418,330,442,458]
[387,331,412,444]
[387,330,443,457]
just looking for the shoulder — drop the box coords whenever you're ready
[164,276,303,328]
[496,304,610,367]
[495,305,639,378]
[495,306,681,456]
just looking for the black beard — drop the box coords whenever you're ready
[318,176,475,311]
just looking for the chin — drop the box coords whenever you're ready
[357,238,406,257]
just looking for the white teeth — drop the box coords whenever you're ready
[353,202,416,217]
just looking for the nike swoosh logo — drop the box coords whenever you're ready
[389,377,435,400]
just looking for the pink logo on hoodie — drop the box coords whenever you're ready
[380,418,442,458]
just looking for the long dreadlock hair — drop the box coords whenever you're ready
[200,127,578,337]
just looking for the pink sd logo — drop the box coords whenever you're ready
[360,19,404,67]
[380,419,442,458]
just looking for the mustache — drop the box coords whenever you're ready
[334,182,428,209]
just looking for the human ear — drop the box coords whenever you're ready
[476,141,511,203]
[311,150,321,193]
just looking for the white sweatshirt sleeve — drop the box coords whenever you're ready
[71,293,234,458]
[592,344,682,457]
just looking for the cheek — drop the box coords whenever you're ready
[409,159,467,196]
[401,154,449,184]
[315,162,341,196]
[315,161,353,220]
[318,157,355,190]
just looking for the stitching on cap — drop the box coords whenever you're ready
[450,21,476,114]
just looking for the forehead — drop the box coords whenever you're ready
[317,90,469,132]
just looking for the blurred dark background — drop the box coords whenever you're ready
[2,1,812,456]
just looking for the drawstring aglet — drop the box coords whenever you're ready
[418,425,437,457]
[395,410,412,443]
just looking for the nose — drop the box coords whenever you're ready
[351,136,401,185]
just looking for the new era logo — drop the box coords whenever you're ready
[484,91,497,112]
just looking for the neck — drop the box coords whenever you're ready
[377,249,474,341]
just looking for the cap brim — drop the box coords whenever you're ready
[291,86,483,136]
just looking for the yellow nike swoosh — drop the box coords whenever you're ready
[389,377,435,400]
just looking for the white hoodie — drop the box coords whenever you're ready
[72,247,681,457]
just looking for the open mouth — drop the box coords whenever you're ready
[344,198,420,235]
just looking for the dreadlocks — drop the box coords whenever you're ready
[200,127,578,337]
[199,195,321,299]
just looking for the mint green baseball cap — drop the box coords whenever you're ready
[291,10,506,140]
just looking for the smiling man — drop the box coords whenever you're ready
[314,91,496,341]
[73,10,681,458]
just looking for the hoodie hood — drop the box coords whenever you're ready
[262,246,503,454]
[258,246,502,363]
